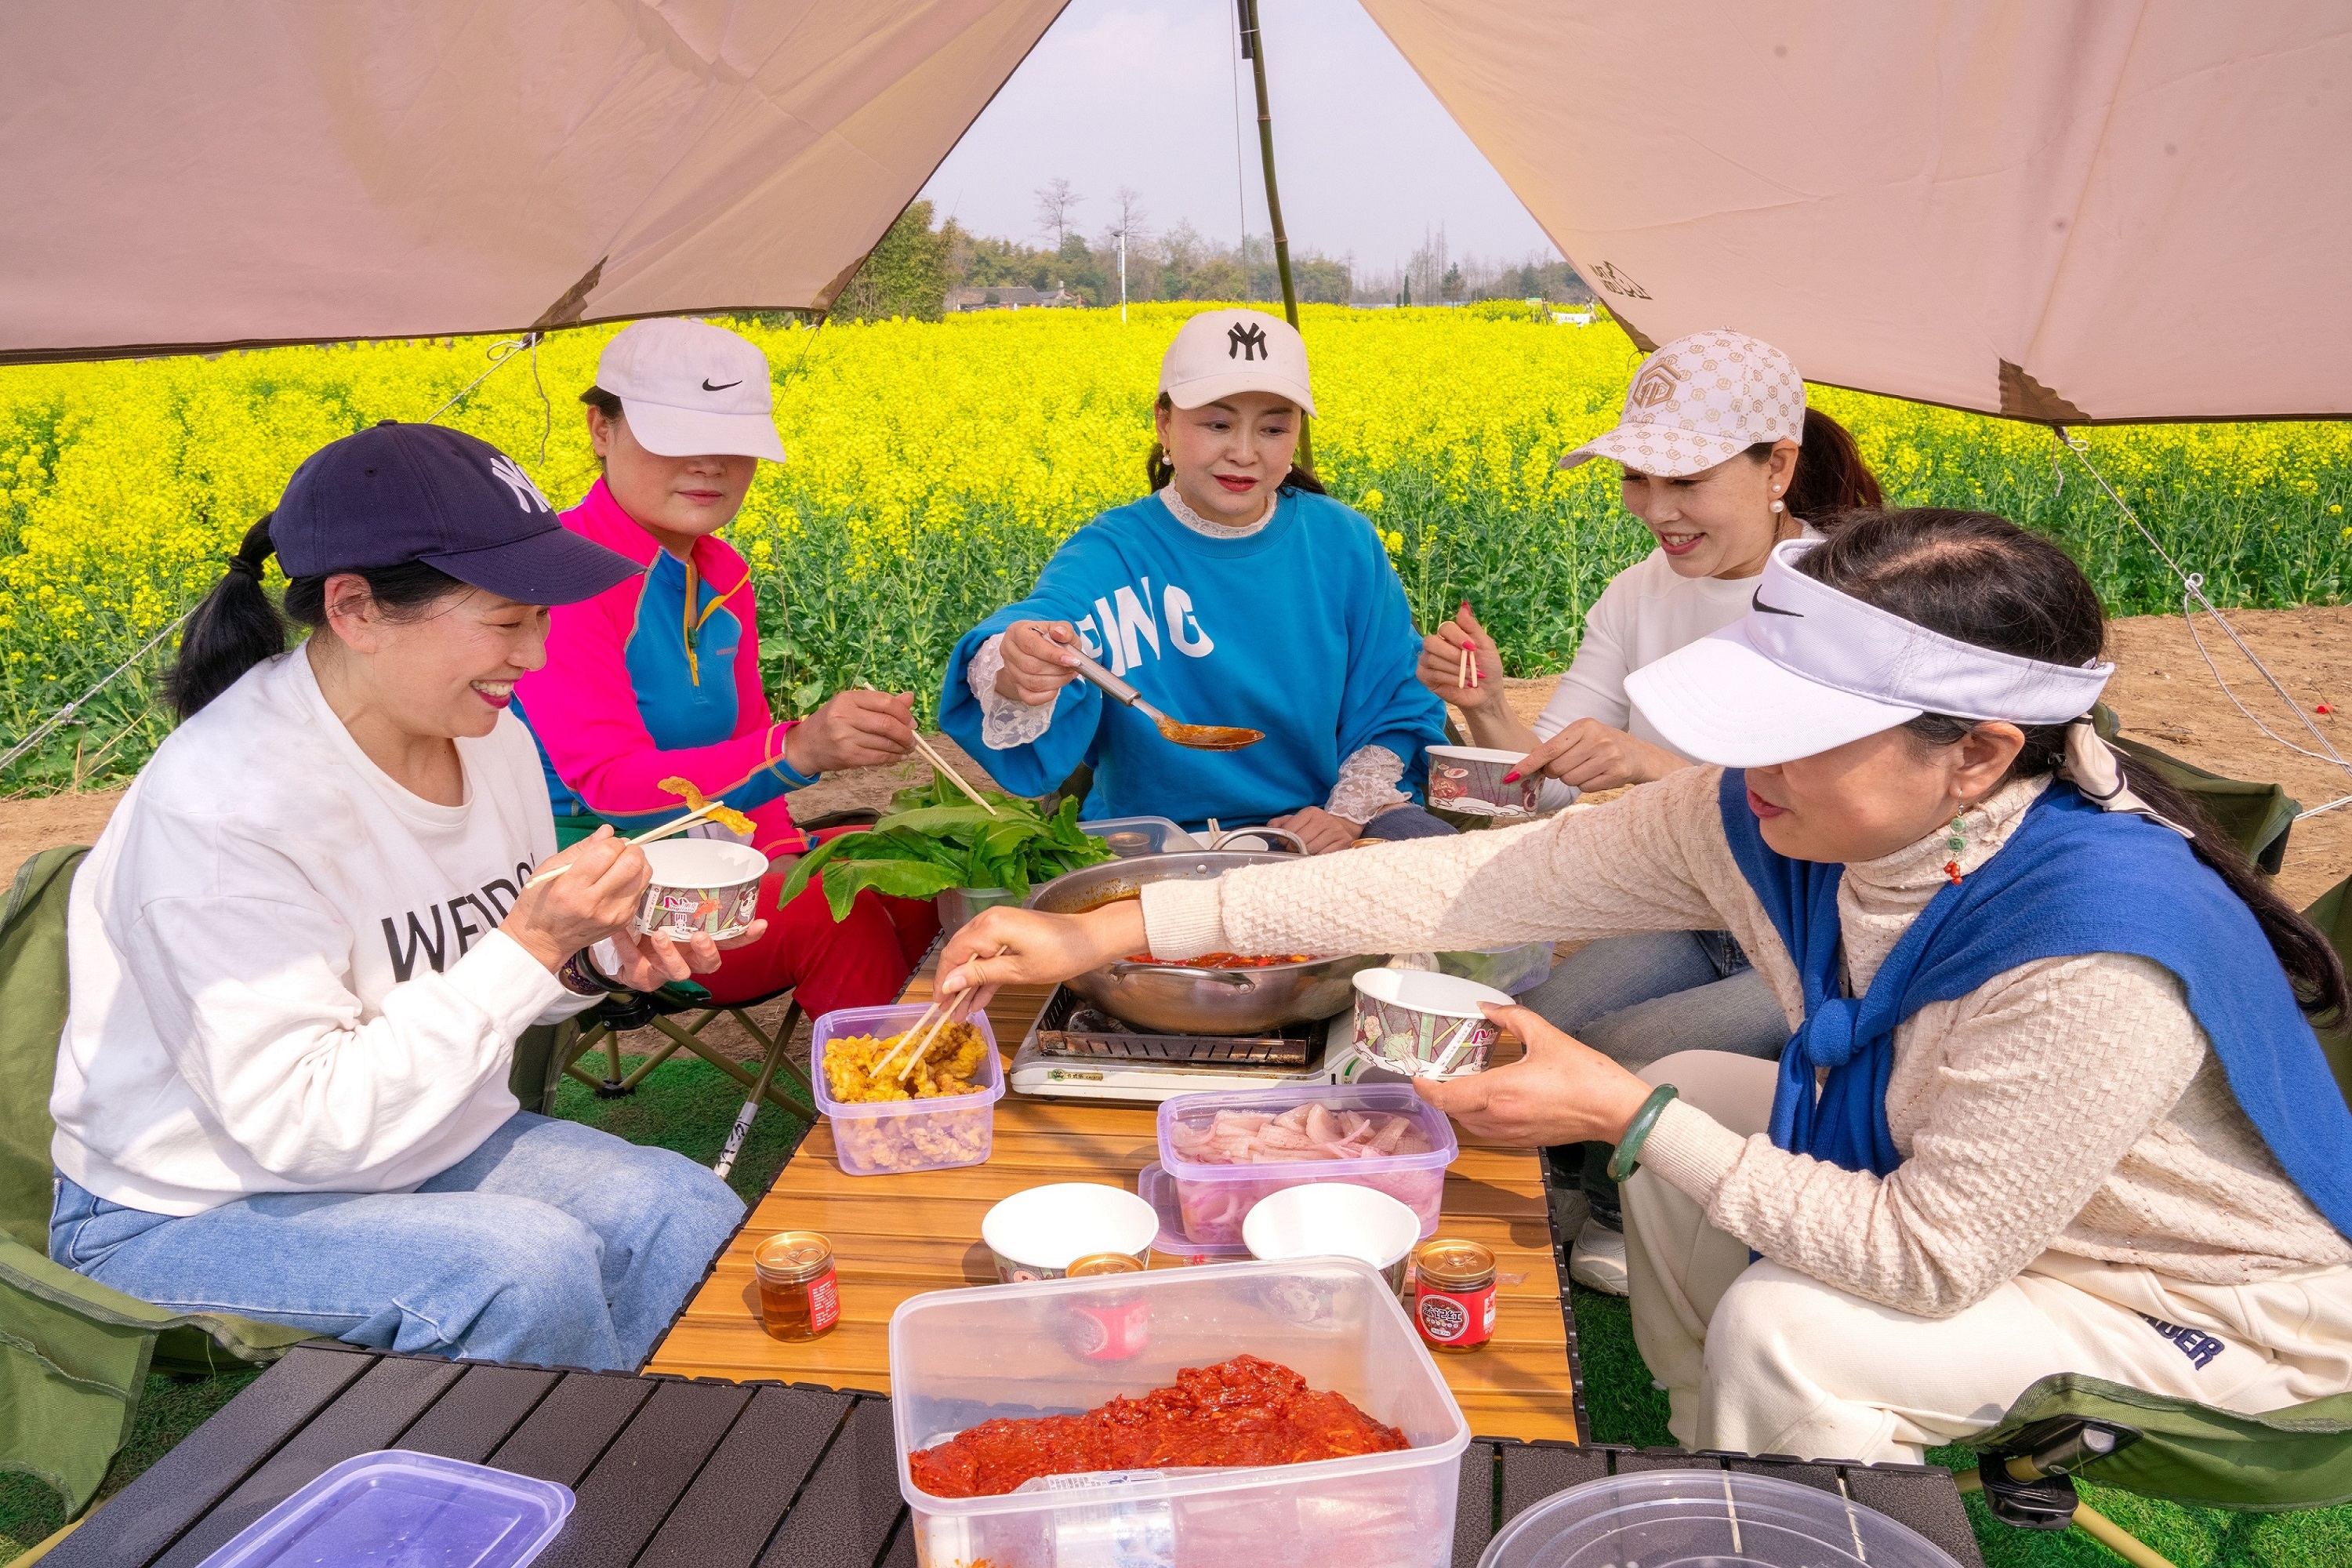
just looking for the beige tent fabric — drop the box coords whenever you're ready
[1360,1,2352,423]
[0,0,1065,362]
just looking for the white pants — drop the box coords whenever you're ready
[1623,1051,2352,1465]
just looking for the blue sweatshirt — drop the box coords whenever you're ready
[940,488,1446,830]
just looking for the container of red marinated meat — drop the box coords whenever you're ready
[891,1256,1471,1568]
[1156,1083,1457,1248]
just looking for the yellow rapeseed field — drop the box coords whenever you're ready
[1,303,2345,791]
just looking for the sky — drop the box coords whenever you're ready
[916,0,1561,273]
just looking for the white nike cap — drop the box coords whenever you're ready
[1624,538,2113,766]
[1561,328,1802,477]
[593,318,786,462]
[1158,308,1317,417]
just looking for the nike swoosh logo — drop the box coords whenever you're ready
[701,378,742,392]
[1751,589,1802,617]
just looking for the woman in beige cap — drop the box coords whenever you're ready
[1423,330,1881,1293]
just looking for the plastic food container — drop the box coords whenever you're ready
[811,1004,1005,1177]
[892,1257,1472,1568]
[1479,1470,1965,1568]
[193,1450,573,1568]
[1137,1160,1252,1266]
[1156,1083,1457,1246]
[1080,814,1200,856]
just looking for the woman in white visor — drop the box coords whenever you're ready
[936,508,2352,1464]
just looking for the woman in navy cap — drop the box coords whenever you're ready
[48,422,749,1371]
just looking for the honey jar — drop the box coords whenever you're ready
[755,1230,840,1341]
[1062,1251,1149,1360]
[1413,1239,1496,1353]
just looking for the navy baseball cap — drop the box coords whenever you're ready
[272,422,640,604]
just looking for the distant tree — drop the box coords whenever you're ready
[1294,255,1351,304]
[1441,262,1465,303]
[1516,263,1541,296]
[833,200,952,321]
[1186,256,1247,300]
[1034,176,1083,247]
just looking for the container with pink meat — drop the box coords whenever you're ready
[1152,1083,1459,1247]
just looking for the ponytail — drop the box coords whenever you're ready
[1142,390,1325,497]
[165,516,287,722]
[163,514,468,723]
[1785,408,1882,518]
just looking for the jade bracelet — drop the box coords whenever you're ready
[1606,1083,1681,1182]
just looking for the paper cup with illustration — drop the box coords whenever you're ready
[1349,968,1514,1080]
[633,839,768,941]
[1425,745,1541,815]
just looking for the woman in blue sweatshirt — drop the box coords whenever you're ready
[939,310,1448,852]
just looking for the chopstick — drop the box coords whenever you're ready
[1455,641,1481,691]
[895,943,1009,1083]
[871,998,946,1080]
[855,679,998,817]
[521,801,722,889]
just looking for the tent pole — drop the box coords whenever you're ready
[1238,0,1312,474]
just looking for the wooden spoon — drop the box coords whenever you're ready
[1069,652,1263,751]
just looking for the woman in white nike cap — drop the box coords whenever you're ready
[1423,329,1883,1295]
[934,506,2352,1465]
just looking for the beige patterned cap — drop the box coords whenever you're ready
[1560,329,1804,476]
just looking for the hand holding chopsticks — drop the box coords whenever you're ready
[522,800,728,889]
[850,679,999,815]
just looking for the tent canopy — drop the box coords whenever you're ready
[1362,0,2352,423]
[3,1,2346,423]
[0,0,1065,362]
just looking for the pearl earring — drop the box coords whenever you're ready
[1770,499,1785,514]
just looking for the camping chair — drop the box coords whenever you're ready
[0,845,584,1519]
[558,806,886,1179]
[2092,705,2300,873]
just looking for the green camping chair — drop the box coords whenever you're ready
[2092,704,2300,873]
[0,845,578,1518]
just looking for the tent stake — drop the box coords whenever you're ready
[1237,0,1312,475]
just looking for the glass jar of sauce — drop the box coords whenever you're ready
[1062,1252,1149,1360]
[755,1231,840,1341]
[1414,1239,1497,1353]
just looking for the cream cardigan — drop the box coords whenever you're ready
[1139,766,2351,1318]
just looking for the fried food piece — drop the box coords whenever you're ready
[657,775,757,837]
[822,1021,988,1104]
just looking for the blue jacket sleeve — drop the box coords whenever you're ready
[1325,503,1449,798]
[938,532,1115,797]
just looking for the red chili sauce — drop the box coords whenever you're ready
[908,1355,1407,1498]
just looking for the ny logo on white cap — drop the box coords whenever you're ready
[488,454,551,514]
[1227,321,1269,361]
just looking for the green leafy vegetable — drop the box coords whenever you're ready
[777,771,1115,921]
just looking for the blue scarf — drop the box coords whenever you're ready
[1719,768,2352,1239]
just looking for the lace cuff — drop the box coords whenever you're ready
[967,632,1058,750]
[1325,745,1410,824]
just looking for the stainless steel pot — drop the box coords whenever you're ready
[1025,851,1380,1034]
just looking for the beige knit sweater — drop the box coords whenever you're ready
[1141,766,2351,1318]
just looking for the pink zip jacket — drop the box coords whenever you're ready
[513,478,811,857]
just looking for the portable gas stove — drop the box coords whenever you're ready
[1010,985,1388,1102]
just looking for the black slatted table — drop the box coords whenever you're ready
[48,1341,1983,1567]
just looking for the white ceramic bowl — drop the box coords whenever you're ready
[633,839,768,941]
[1349,967,1514,1080]
[1425,744,1541,814]
[1243,1182,1422,1297]
[981,1182,1159,1283]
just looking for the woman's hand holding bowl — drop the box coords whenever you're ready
[994,619,1085,706]
[935,901,1148,1012]
[1414,1003,1654,1149]
[502,826,766,989]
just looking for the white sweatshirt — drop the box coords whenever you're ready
[53,648,598,1215]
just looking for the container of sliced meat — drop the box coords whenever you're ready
[1156,1082,1458,1247]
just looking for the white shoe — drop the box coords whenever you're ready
[1569,1217,1628,1295]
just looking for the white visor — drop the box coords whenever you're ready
[1624,538,2114,767]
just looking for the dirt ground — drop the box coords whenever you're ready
[9,604,2345,908]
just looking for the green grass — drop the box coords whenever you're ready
[0,1051,805,1561]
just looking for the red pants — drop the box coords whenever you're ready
[693,827,940,1016]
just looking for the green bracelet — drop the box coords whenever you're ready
[1606,1084,1681,1182]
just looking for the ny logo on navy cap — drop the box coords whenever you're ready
[272,423,635,606]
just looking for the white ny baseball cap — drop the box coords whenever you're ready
[1561,329,1803,477]
[1158,308,1317,417]
[592,318,786,462]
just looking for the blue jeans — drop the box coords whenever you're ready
[1521,929,1789,1071]
[50,1112,744,1371]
